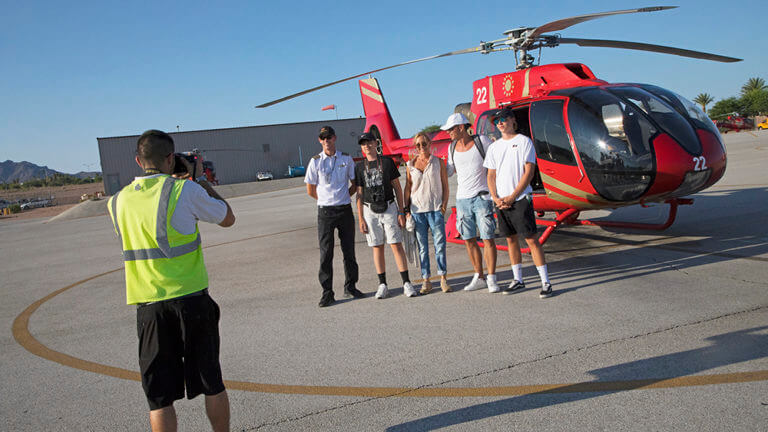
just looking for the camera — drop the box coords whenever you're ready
[173,150,201,176]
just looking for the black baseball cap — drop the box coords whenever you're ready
[492,107,515,121]
[358,132,376,144]
[319,126,335,139]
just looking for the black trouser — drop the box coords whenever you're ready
[317,204,358,296]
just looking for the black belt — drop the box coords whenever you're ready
[364,199,394,207]
[318,204,351,209]
[136,288,208,308]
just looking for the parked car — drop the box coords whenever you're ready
[757,118,768,130]
[715,115,754,133]
[256,171,274,181]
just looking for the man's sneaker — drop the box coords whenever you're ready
[375,283,389,299]
[502,280,525,295]
[463,276,487,291]
[419,279,433,295]
[344,287,366,299]
[539,282,553,299]
[487,276,501,293]
[318,292,335,307]
[403,281,418,297]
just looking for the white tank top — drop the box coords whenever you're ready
[408,155,442,213]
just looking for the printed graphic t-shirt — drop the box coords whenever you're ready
[354,156,400,205]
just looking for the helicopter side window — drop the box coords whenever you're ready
[530,100,575,165]
[476,111,501,142]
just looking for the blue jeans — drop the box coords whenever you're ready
[411,211,447,278]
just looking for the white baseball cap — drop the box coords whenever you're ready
[440,113,471,131]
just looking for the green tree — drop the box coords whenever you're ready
[709,97,744,119]
[741,89,768,116]
[693,93,714,113]
[741,77,767,96]
[420,124,441,134]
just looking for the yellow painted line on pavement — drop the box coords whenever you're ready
[12,232,768,398]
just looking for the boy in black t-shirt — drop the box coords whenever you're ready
[355,133,417,299]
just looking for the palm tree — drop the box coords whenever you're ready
[693,93,715,113]
[741,77,767,96]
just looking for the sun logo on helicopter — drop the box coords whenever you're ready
[502,75,514,97]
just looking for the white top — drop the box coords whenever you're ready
[483,134,537,200]
[304,150,356,206]
[446,135,492,199]
[407,155,442,213]
[134,174,227,235]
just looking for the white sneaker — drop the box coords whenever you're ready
[375,283,389,299]
[487,275,501,293]
[403,281,418,297]
[463,275,487,291]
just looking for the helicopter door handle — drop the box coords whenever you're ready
[543,168,556,175]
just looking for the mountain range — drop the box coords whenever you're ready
[0,160,101,184]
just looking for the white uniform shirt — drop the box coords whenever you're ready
[483,134,537,200]
[134,174,227,235]
[304,151,356,206]
[446,135,492,199]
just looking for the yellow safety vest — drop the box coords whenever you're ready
[108,175,208,304]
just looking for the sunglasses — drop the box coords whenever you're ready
[494,116,511,125]
[319,134,335,140]
[415,141,430,147]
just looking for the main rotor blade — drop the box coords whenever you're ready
[526,6,677,42]
[558,37,742,62]
[255,46,482,108]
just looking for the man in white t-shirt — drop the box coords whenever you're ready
[443,113,500,293]
[484,107,552,298]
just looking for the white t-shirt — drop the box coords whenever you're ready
[133,174,228,235]
[446,135,492,200]
[483,134,537,200]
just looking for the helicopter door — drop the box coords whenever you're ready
[529,100,576,193]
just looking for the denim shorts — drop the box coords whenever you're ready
[455,194,496,240]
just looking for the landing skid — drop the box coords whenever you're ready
[444,198,693,254]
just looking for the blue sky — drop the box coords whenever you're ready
[0,0,763,174]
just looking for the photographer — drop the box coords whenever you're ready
[107,130,235,432]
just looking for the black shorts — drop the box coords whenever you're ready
[136,291,225,410]
[496,196,537,238]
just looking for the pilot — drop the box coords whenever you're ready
[305,125,364,307]
[484,107,552,298]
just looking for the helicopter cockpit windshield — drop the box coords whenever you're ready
[566,88,656,201]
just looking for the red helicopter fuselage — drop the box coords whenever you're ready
[360,63,726,215]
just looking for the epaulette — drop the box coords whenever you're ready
[342,152,349,156]
[312,155,321,160]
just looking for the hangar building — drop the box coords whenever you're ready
[97,118,366,195]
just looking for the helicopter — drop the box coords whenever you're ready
[256,6,742,252]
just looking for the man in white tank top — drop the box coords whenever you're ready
[443,113,501,293]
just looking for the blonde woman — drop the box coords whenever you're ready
[404,132,451,294]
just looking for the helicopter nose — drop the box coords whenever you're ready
[645,129,726,199]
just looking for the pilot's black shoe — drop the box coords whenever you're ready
[344,287,366,299]
[318,292,335,307]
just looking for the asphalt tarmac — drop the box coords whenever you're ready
[2,131,767,431]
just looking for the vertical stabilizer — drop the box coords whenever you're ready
[359,78,401,151]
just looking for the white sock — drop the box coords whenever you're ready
[474,272,483,281]
[487,274,497,283]
[511,264,523,282]
[536,264,550,285]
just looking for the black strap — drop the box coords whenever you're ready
[450,135,486,168]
